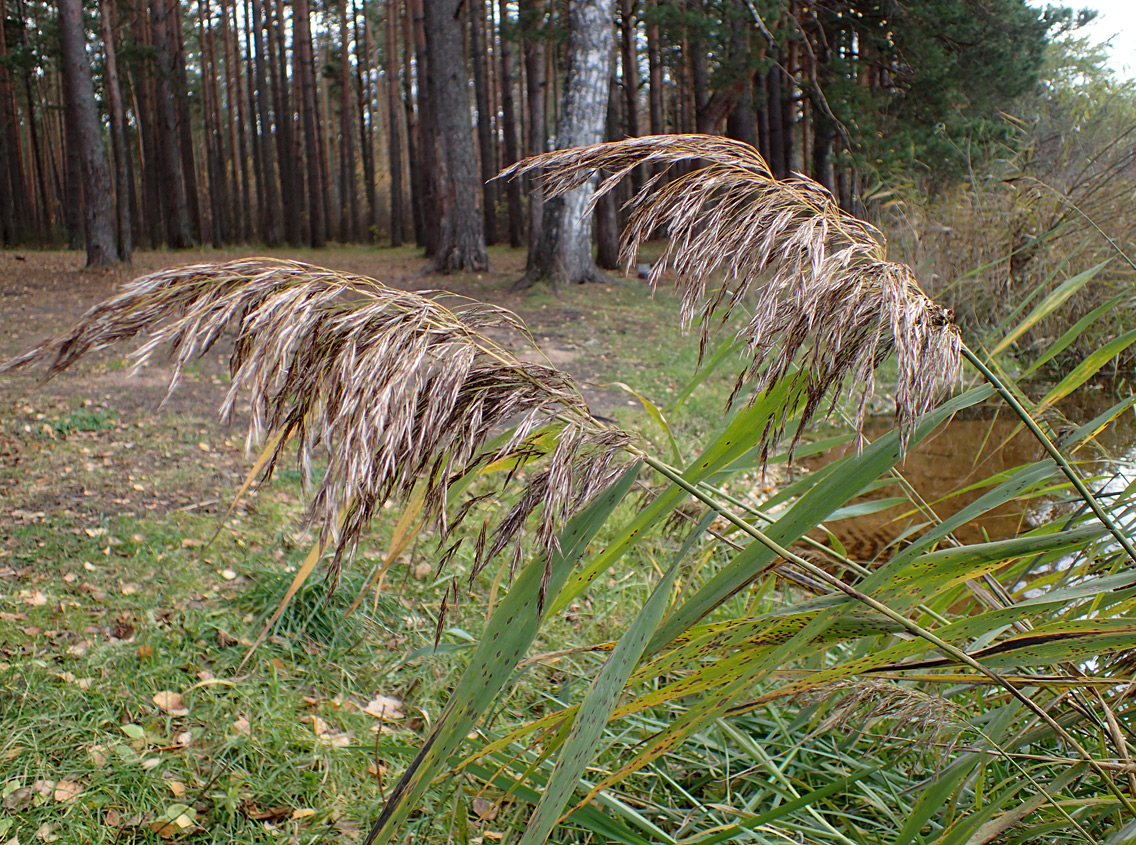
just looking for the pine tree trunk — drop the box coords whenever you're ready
[294,0,327,246]
[171,0,203,240]
[469,0,497,245]
[150,0,193,246]
[128,0,164,247]
[248,0,281,243]
[645,0,662,133]
[59,0,120,265]
[411,0,440,256]
[271,0,303,245]
[765,49,786,178]
[520,0,546,256]
[355,0,378,240]
[402,0,425,245]
[0,6,31,243]
[422,0,488,272]
[220,0,251,242]
[385,0,404,245]
[338,0,360,241]
[595,62,620,271]
[100,0,133,260]
[201,0,231,245]
[496,0,523,247]
[513,0,613,290]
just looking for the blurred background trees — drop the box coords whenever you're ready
[0,0,1121,276]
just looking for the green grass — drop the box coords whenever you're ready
[0,392,684,844]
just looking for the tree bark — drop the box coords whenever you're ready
[421,0,488,272]
[402,0,425,245]
[59,0,120,265]
[496,0,523,247]
[355,0,378,240]
[272,0,304,245]
[595,62,620,271]
[338,0,360,241]
[385,0,404,245]
[170,0,203,240]
[127,0,163,246]
[411,0,440,255]
[150,0,193,246]
[249,0,282,243]
[199,0,229,246]
[520,0,546,255]
[0,7,30,243]
[470,0,498,245]
[513,0,614,290]
[220,0,252,242]
[100,0,133,260]
[294,0,327,246]
[645,0,662,133]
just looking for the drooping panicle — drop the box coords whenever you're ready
[501,134,962,452]
[2,258,632,590]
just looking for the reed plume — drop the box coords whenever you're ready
[502,134,961,451]
[3,258,630,591]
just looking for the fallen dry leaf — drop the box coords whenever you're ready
[362,695,405,720]
[472,797,499,821]
[231,716,251,736]
[2,786,32,812]
[35,822,58,842]
[53,780,82,803]
[153,691,189,716]
[291,808,316,820]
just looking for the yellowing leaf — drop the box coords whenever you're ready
[291,808,316,820]
[166,780,186,798]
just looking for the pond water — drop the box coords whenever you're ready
[808,386,1136,561]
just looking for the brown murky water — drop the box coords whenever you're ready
[808,387,1136,561]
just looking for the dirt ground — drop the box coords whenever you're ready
[0,246,641,532]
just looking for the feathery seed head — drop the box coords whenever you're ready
[501,134,961,454]
[3,258,632,597]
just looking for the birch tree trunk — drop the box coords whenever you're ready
[513,0,614,290]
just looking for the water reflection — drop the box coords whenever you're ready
[807,387,1136,563]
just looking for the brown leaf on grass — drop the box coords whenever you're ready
[21,590,47,607]
[2,787,32,812]
[35,823,59,842]
[53,780,82,803]
[471,797,499,821]
[231,716,251,736]
[152,691,189,717]
[362,695,405,720]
